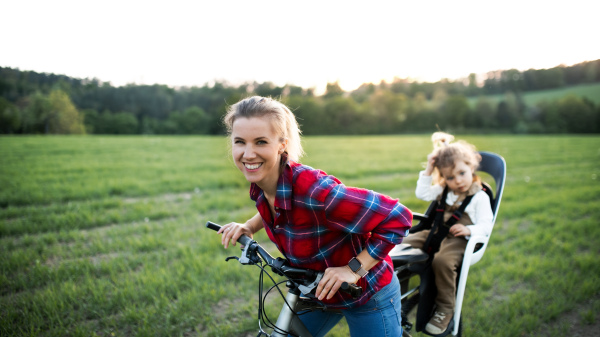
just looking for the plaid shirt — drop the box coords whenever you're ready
[250,160,412,309]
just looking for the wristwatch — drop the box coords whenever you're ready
[348,257,368,278]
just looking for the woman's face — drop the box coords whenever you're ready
[231,116,285,190]
[439,160,474,194]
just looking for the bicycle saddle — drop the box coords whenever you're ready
[389,244,429,268]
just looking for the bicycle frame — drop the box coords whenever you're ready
[206,221,360,337]
[270,286,314,337]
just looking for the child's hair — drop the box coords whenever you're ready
[223,96,304,162]
[430,132,482,186]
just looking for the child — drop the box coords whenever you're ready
[404,132,493,335]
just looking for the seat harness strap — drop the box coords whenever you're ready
[423,186,474,255]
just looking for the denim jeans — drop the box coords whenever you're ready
[294,273,403,337]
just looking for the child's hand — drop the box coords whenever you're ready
[424,153,437,176]
[450,224,471,237]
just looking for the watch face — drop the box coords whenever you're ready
[348,258,361,272]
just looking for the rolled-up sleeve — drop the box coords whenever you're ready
[324,183,413,260]
[415,170,443,201]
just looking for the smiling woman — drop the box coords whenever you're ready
[215,96,413,336]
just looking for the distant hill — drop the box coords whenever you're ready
[467,82,600,107]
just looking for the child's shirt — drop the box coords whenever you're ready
[415,171,494,238]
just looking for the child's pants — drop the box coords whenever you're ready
[402,230,467,313]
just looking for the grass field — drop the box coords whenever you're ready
[1,135,599,337]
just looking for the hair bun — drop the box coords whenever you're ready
[431,132,454,149]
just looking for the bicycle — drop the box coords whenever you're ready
[205,221,363,337]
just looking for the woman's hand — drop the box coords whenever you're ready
[424,152,437,176]
[450,224,471,237]
[315,266,360,301]
[218,222,254,249]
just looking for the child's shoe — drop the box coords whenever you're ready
[425,310,453,335]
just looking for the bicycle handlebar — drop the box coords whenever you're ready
[205,221,315,278]
[205,221,253,247]
[205,221,363,298]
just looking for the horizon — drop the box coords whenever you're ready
[2,0,599,94]
[3,58,597,93]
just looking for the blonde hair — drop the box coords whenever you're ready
[430,132,481,185]
[223,96,304,162]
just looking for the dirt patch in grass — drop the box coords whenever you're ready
[527,296,600,337]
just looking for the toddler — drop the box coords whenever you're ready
[404,132,493,335]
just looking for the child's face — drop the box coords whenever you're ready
[439,160,475,194]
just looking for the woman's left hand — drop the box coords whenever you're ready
[315,266,360,301]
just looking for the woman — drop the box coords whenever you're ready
[218,96,412,336]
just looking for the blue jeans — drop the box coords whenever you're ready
[295,273,403,337]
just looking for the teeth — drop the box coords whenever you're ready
[245,163,262,170]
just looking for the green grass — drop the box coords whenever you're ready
[1,135,599,336]
[467,82,600,106]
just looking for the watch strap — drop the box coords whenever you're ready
[348,257,368,278]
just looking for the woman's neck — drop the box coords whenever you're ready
[257,162,284,200]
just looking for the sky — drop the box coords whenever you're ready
[2,0,599,94]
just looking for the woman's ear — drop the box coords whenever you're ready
[279,139,288,154]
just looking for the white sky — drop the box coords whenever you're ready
[2,0,599,94]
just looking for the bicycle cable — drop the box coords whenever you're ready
[253,260,302,337]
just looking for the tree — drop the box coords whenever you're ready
[282,96,324,135]
[322,96,361,134]
[81,109,99,134]
[368,89,408,133]
[442,95,470,129]
[166,106,210,134]
[109,112,139,134]
[46,89,85,134]
[496,92,522,129]
[500,69,524,92]
[474,96,497,128]
[324,82,344,98]
[350,83,376,103]
[431,88,448,110]
[466,73,479,96]
[0,97,21,133]
[557,95,597,133]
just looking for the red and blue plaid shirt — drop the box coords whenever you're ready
[250,160,412,309]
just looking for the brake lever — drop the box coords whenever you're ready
[297,272,323,297]
[224,241,261,265]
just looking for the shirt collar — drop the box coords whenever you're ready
[249,155,293,211]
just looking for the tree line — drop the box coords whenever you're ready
[1,59,599,135]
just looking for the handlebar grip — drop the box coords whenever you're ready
[206,221,222,232]
[340,282,363,299]
[205,221,253,247]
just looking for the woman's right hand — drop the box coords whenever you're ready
[217,222,254,249]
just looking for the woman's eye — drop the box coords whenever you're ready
[446,176,454,181]
[234,140,244,144]
[257,140,267,145]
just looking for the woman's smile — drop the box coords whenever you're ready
[244,162,263,171]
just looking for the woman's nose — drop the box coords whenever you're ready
[243,145,256,158]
